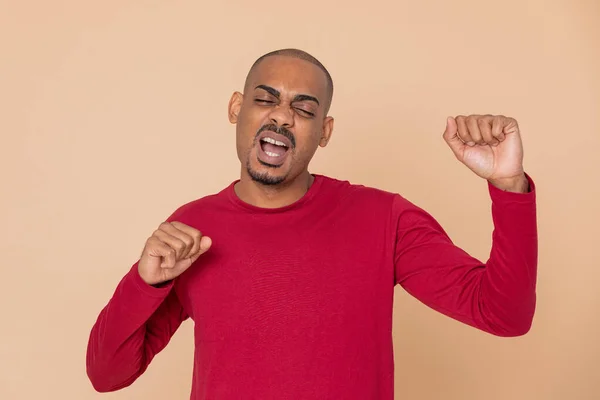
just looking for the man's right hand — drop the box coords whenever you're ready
[138,221,212,286]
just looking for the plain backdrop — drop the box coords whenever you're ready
[1,0,599,399]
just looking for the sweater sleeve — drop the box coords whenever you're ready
[393,174,538,336]
[86,263,188,392]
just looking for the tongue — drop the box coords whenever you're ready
[262,142,287,156]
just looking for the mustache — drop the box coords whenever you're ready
[256,124,296,148]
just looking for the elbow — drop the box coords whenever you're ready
[87,365,137,393]
[86,334,146,392]
[85,336,149,393]
[499,319,533,337]
[90,382,113,393]
[482,291,537,337]
[490,306,536,337]
[86,360,122,393]
[484,318,533,337]
[86,345,116,392]
[87,366,115,393]
[507,298,537,337]
[86,355,140,393]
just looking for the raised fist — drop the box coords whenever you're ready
[443,114,528,192]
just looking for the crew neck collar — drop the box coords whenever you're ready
[226,174,324,213]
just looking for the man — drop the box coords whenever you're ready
[86,48,537,399]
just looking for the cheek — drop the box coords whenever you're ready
[238,108,269,137]
[240,103,270,124]
[236,113,258,143]
[294,129,323,156]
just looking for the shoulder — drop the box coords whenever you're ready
[317,174,411,208]
[165,182,235,223]
[316,175,439,238]
[317,174,434,228]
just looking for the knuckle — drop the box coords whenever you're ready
[146,236,158,248]
[182,236,193,248]
[170,221,183,229]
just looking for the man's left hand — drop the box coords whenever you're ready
[443,114,529,193]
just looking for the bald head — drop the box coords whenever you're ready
[229,48,336,188]
[244,48,334,114]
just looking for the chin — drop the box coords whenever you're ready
[247,159,289,186]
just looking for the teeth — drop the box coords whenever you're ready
[265,151,280,157]
[262,137,287,147]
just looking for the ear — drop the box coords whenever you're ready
[319,116,334,147]
[228,91,243,124]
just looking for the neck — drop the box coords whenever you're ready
[234,170,314,209]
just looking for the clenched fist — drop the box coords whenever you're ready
[443,114,529,193]
[138,221,212,286]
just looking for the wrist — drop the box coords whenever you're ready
[130,263,174,298]
[488,173,529,193]
[151,280,172,288]
[137,264,171,288]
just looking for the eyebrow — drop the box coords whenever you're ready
[255,85,320,106]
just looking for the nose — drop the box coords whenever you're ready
[268,104,294,128]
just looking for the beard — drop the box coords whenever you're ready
[246,157,287,186]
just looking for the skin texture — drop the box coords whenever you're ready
[227,55,335,209]
[443,114,529,193]
[138,221,211,286]
[137,52,529,286]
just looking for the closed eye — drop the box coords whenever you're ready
[294,107,315,118]
[255,99,275,104]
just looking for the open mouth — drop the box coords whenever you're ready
[257,133,291,166]
[260,137,289,157]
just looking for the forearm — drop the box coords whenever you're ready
[394,173,538,337]
[86,263,181,392]
[478,173,538,335]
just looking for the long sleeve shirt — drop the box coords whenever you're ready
[86,173,537,399]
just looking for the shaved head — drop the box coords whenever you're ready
[244,48,334,114]
[229,48,336,189]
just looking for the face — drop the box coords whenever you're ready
[228,56,334,186]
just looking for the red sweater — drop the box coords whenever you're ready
[86,174,537,399]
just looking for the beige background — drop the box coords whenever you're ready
[1,0,599,399]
